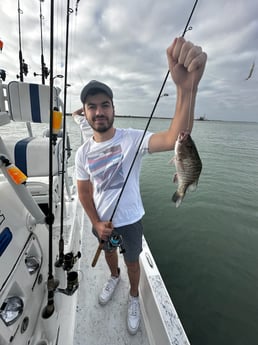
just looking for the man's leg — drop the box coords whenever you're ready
[98,249,120,305]
[105,249,119,277]
[126,259,141,335]
[125,260,140,296]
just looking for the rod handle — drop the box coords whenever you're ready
[91,241,104,267]
[91,222,112,267]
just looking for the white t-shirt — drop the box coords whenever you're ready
[73,114,93,142]
[75,128,153,227]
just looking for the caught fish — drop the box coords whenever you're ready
[171,131,202,207]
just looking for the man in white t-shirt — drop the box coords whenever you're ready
[75,37,207,335]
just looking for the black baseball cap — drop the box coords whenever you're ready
[80,80,113,103]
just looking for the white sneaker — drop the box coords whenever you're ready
[98,269,120,305]
[127,295,140,335]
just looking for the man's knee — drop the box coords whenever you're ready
[125,261,140,272]
[105,249,117,259]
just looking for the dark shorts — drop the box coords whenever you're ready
[92,219,143,262]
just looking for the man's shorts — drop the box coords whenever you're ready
[92,219,143,262]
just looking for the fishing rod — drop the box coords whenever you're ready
[17,0,24,81]
[109,0,199,222]
[39,0,48,84]
[75,0,80,15]
[52,0,81,296]
[92,0,200,267]
[17,0,28,81]
[56,0,71,266]
[34,0,49,83]
[42,0,58,319]
[42,0,50,83]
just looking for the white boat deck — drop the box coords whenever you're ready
[73,215,150,345]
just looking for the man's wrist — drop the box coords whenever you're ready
[92,219,101,228]
[177,85,198,95]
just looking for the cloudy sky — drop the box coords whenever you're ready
[0,0,257,122]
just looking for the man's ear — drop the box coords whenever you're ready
[83,105,87,119]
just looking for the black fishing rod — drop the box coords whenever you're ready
[92,0,200,267]
[39,0,46,84]
[17,0,24,81]
[53,0,83,276]
[75,0,80,15]
[34,0,49,83]
[42,0,58,319]
[39,0,49,84]
[17,0,29,81]
[56,0,72,266]
[55,2,81,293]
[109,0,199,223]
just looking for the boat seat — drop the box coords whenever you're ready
[7,81,62,123]
[0,112,10,126]
[1,81,71,205]
[1,136,62,206]
[3,137,62,177]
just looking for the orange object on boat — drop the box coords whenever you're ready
[52,109,62,135]
[6,164,27,184]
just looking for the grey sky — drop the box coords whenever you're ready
[0,0,257,122]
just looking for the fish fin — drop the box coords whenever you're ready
[168,156,175,165]
[188,181,198,192]
[173,173,178,184]
[172,191,184,208]
[175,198,182,208]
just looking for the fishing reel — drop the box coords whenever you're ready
[62,251,81,272]
[107,231,125,254]
[58,270,79,296]
[56,251,81,296]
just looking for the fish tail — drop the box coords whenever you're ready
[172,191,184,208]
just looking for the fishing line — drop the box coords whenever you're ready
[67,1,76,85]
[186,74,195,132]
[69,1,85,87]
[55,0,65,78]
[109,0,199,223]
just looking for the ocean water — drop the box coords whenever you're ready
[137,119,258,345]
[67,116,258,345]
[1,117,258,345]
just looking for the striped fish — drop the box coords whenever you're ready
[172,132,202,207]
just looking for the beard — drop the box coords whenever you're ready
[89,113,114,133]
